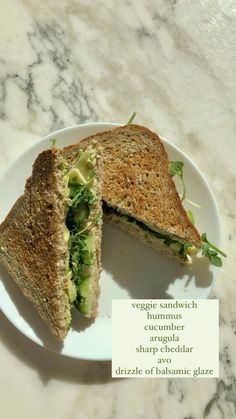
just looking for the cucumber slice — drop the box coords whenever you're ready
[76,278,90,314]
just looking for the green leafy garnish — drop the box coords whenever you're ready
[169,163,226,266]
[187,209,195,225]
[65,150,100,311]
[169,161,201,207]
[184,198,201,209]
[168,161,184,176]
[50,138,57,147]
[127,112,136,125]
[169,161,186,202]
[201,233,227,267]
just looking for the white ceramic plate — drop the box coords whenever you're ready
[0,123,223,360]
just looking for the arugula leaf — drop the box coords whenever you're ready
[50,138,57,147]
[169,164,226,266]
[168,161,186,202]
[209,255,223,267]
[201,233,227,257]
[201,233,226,266]
[168,161,184,176]
[68,181,95,209]
[127,112,137,125]
[169,162,200,208]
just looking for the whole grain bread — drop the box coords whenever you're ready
[0,146,102,339]
[78,124,201,247]
[0,149,70,339]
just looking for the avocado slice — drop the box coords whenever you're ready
[68,279,77,303]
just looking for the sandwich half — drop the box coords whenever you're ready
[0,145,102,340]
[79,124,202,263]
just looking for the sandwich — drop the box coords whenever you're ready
[79,124,203,263]
[0,144,102,340]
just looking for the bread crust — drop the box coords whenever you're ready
[0,146,102,340]
[78,124,201,247]
[0,146,103,338]
[0,149,70,339]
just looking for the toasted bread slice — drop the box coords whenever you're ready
[0,146,102,339]
[78,124,201,260]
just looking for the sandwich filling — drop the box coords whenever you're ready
[63,148,100,315]
[103,203,195,261]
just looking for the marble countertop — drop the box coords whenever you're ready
[0,1,236,418]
